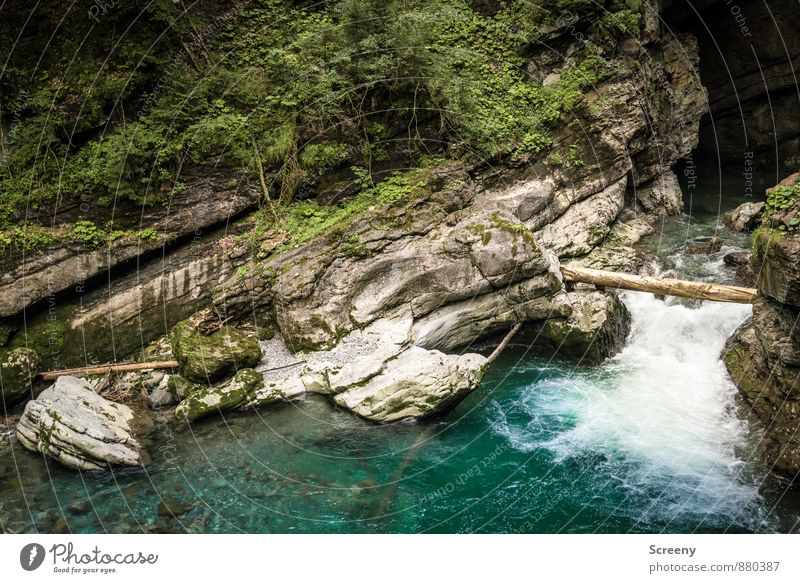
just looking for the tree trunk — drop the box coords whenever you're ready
[560,266,757,304]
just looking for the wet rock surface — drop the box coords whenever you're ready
[530,290,632,364]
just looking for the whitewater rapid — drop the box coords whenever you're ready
[493,287,777,531]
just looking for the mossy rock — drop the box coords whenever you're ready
[170,320,262,383]
[166,375,200,400]
[174,368,263,422]
[0,348,40,408]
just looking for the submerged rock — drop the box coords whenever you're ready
[175,368,263,422]
[685,236,723,255]
[724,201,765,232]
[157,497,190,518]
[0,348,40,408]
[534,290,631,364]
[171,320,262,383]
[16,376,145,471]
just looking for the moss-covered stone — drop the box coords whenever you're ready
[170,320,262,383]
[0,348,40,408]
[174,368,263,422]
[166,375,200,400]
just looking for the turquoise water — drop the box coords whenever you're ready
[2,180,800,534]
[1,287,798,533]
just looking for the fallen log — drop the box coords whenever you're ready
[486,322,523,365]
[40,361,179,381]
[560,265,758,304]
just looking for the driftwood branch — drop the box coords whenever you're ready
[486,322,523,365]
[40,361,179,381]
[560,266,758,304]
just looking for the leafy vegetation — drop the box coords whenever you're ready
[1,0,642,253]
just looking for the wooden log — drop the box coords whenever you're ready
[40,361,179,381]
[560,265,758,304]
[486,322,523,365]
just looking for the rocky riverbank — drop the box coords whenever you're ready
[724,173,800,476]
[0,0,715,472]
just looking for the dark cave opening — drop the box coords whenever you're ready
[665,0,800,199]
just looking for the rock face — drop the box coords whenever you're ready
[2,1,711,425]
[632,171,684,217]
[0,173,259,318]
[16,376,145,471]
[533,290,632,364]
[171,320,262,383]
[175,368,263,422]
[724,177,800,476]
[0,348,40,408]
[724,202,765,232]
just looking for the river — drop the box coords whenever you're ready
[2,177,799,534]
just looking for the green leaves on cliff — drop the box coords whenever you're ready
[761,176,800,232]
[1,0,639,231]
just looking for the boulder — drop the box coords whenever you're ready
[753,227,800,307]
[723,252,755,286]
[685,236,723,255]
[175,368,263,422]
[0,348,40,408]
[333,347,487,422]
[533,290,631,363]
[15,376,145,471]
[147,375,178,409]
[723,201,765,232]
[634,171,684,216]
[171,320,262,383]
[167,375,200,399]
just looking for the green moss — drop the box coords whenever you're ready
[0,347,41,406]
[170,320,262,384]
[174,368,263,422]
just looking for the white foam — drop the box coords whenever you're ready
[494,291,770,527]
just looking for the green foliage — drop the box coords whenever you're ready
[762,177,800,232]
[249,161,439,258]
[1,0,637,231]
[0,225,57,255]
[72,221,103,246]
